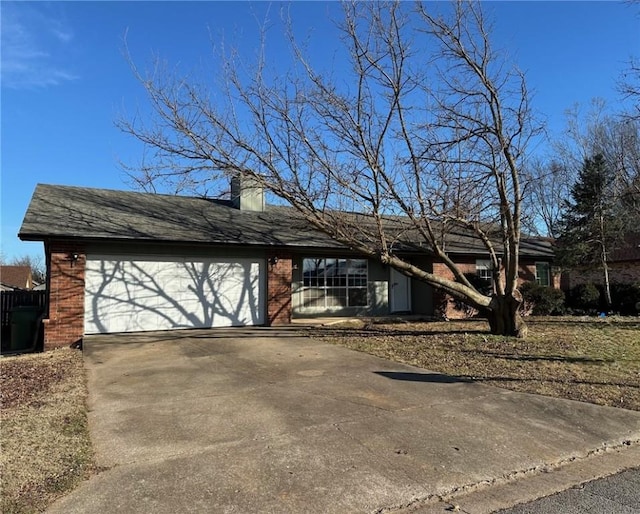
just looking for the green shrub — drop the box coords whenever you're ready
[567,283,600,312]
[610,283,640,315]
[520,282,566,315]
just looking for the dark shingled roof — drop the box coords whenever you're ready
[19,184,554,258]
[19,184,341,249]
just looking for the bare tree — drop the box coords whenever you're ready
[619,58,640,121]
[560,102,640,218]
[618,0,640,120]
[118,1,542,337]
[526,100,640,241]
[522,158,572,239]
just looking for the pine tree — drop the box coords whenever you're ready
[556,154,625,309]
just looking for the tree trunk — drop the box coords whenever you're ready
[485,293,528,338]
[601,244,612,311]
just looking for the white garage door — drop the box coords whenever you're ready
[84,255,265,334]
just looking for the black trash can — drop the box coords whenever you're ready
[10,306,42,351]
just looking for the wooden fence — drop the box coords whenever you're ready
[1,290,47,329]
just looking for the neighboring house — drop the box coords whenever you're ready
[561,232,640,290]
[19,182,555,350]
[0,265,33,290]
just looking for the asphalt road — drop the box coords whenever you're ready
[497,468,640,514]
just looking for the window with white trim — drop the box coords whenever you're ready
[302,258,368,308]
[535,262,551,286]
[476,259,492,282]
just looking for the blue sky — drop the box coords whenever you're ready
[1,1,638,261]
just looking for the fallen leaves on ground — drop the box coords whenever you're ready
[1,352,72,409]
[0,349,95,514]
[312,317,640,411]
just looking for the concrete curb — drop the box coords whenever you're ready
[388,441,640,513]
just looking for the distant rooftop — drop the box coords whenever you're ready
[0,265,33,290]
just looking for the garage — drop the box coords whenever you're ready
[84,255,265,334]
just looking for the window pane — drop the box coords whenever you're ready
[478,269,491,280]
[326,287,346,307]
[536,262,550,286]
[303,259,325,287]
[303,287,322,308]
[309,297,324,308]
[476,259,493,283]
[348,259,367,275]
[303,288,315,300]
[348,259,367,286]
[336,259,347,286]
[348,287,368,307]
[302,257,368,309]
[324,258,337,285]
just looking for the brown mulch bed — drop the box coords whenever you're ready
[312,317,640,411]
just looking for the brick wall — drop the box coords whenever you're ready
[432,260,476,319]
[433,258,557,319]
[267,252,292,325]
[561,262,640,290]
[44,242,86,350]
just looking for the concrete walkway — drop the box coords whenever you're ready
[47,327,640,513]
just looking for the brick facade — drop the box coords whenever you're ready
[266,251,292,325]
[41,244,294,350]
[562,262,640,291]
[432,260,475,319]
[39,238,556,349]
[433,258,558,319]
[44,242,86,350]
[561,233,640,290]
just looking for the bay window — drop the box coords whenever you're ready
[302,258,368,308]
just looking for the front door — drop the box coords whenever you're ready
[390,268,411,313]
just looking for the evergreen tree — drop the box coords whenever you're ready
[556,154,625,308]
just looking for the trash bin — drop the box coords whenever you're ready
[10,306,42,351]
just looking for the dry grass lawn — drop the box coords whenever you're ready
[0,349,95,514]
[312,317,640,411]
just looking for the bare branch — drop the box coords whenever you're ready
[118,0,540,335]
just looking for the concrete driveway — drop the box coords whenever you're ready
[48,327,640,513]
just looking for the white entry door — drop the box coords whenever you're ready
[390,268,411,313]
[84,255,265,334]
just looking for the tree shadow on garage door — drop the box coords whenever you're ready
[85,258,264,334]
